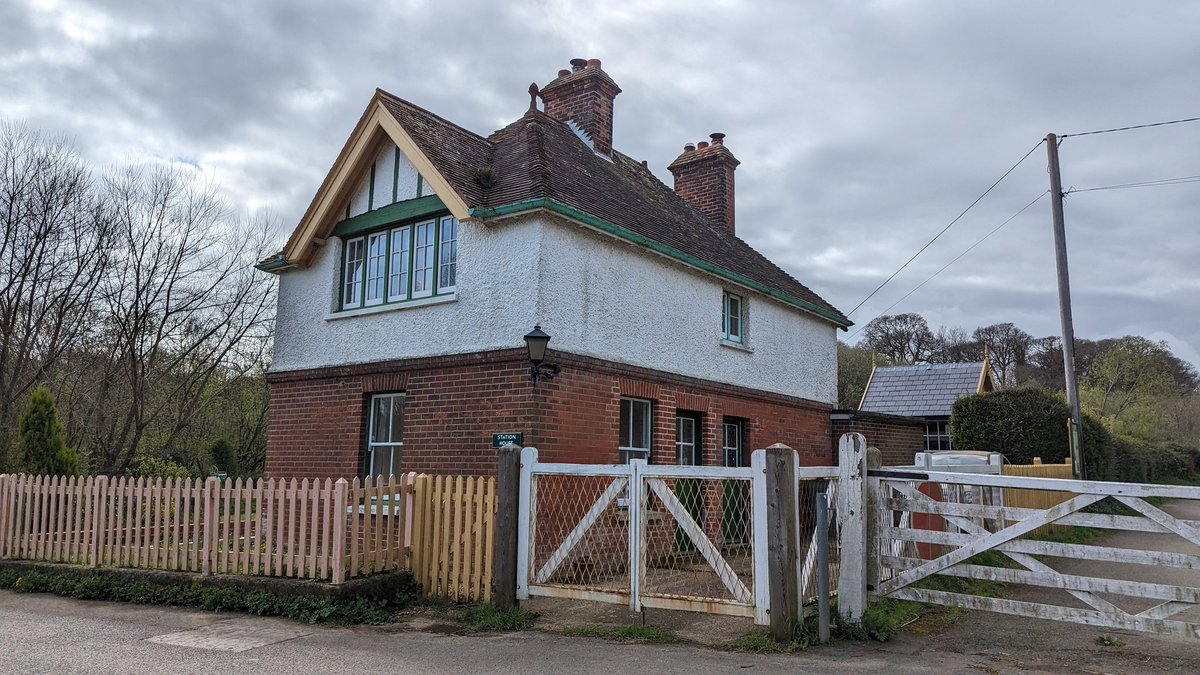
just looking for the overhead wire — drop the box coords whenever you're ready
[844,139,1046,317]
[1059,116,1200,139]
[1066,174,1200,194]
[846,190,1049,340]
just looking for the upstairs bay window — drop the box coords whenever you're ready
[339,215,458,311]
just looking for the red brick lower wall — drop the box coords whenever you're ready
[830,410,925,467]
[266,348,834,479]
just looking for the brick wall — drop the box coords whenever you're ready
[266,348,834,480]
[830,410,925,467]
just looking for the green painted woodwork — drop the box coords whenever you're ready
[468,199,852,328]
[333,195,447,238]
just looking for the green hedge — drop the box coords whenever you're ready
[0,567,419,624]
[950,388,1198,482]
[950,389,1084,465]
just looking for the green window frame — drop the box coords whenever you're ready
[722,291,745,344]
[338,215,459,311]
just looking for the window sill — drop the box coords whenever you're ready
[326,293,457,321]
[720,338,753,353]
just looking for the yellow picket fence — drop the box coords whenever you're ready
[0,473,420,584]
[410,474,497,602]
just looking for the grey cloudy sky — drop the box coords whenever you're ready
[3,0,1198,364]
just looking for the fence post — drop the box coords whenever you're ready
[815,490,831,643]
[836,432,868,623]
[865,447,882,595]
[202,477,218,576]
[493,444,522,610]
[331,478,348,585]
[0,474,9,560]
[90,476,107,567]
[514,447,538,602]
[764,443,800,643]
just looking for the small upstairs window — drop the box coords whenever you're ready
[722,291,745,344]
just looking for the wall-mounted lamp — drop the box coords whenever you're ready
[524,325,560,384]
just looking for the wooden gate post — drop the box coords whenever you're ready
[836,432,868,623]
[492,444,522,610]
[764,444,801,642]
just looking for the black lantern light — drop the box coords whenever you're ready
[524,325,560,384]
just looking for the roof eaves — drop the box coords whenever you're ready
[468,198,853,329]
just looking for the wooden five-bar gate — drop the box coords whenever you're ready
[835,433,1200,639]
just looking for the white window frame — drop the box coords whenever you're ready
[722,420,743,467]
[438,215,458,292]
[364,232,387,306]
[342,237,365,308]
[723,291,745,344]
[619,397,652,464]
[676,415,698,466]
[412,219,436,299]
[924,420,952,453]
[367,393,405,479]
[388,225,411,302]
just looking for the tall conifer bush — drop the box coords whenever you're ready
[19,386,79,475]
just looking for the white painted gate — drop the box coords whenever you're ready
[838,437,1200,639]
[515,447,771,623]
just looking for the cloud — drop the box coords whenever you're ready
[1,0,1197,365]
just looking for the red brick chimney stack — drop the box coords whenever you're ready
[667,132,740,234]
[539,58,622,157]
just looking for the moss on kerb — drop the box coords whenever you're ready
[468,199,852,329]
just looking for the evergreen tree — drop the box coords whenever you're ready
[19,386,79,475]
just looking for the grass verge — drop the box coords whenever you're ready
[459,604,538,631]
[561,624,680,643]
[0,568,417,625]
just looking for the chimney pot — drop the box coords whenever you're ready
[586,58,602,68]
[710,132,725,145]
[557,69,570,78]
[570,58,587,71]
[684,143,696,152]
[697,141,709,149]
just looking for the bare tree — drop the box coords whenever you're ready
[858,313,936,364]
[929,326,981,363]
[76,166,276,473]
[0,122,111,459]
[972,322,1033,387]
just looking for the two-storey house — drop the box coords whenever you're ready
[258,58,851,479]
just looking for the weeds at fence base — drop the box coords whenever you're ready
[0,567,419,625]
[459,604,538,631]
[561,625,680,643]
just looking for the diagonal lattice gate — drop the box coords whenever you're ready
[516,448,770,623]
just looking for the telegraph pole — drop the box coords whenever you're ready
[1046,133,1085,479]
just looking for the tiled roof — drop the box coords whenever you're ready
[375,89,849,327]
[859,362,987,418]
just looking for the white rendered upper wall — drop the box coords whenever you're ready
[272,206,837,404]
[532,220,837,404]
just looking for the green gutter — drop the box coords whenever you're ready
[255,254,290,273]
[469,199,853,329]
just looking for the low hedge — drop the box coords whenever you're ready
[0,562,420,624]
